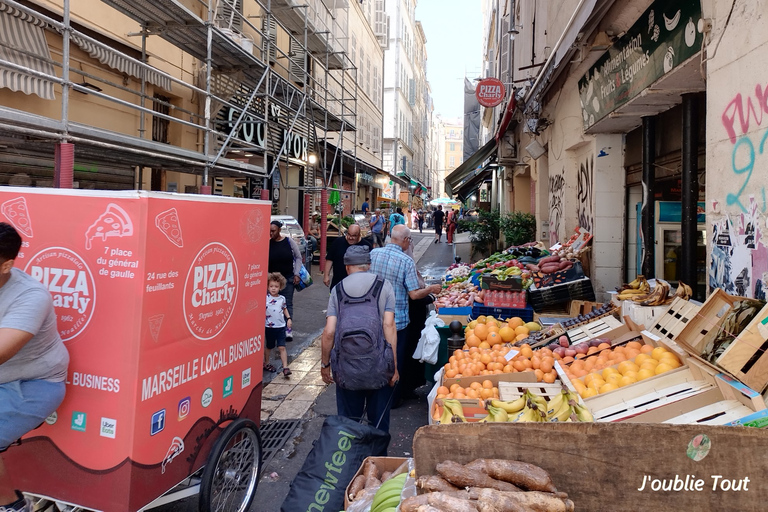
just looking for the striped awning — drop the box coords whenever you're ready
[0,3,56,100]
[68,32,172,92]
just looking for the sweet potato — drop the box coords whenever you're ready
[467,459,557,493]
[526,264,540,272]
[347,475,366,501]
[558,260,573,270]
[381,471,392,482]
[417,475,461,493]
[363,459,378,481]
[436,461,521,492]
[539,264,561,274]
[538,255,561,265]
[402,491,471,512]
[365,476,381,490]
[475,488,571,512]
[427,493,480,512]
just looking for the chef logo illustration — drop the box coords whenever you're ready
[183,242,238,340]
[25,247,96,341]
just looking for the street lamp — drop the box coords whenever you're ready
[308,153,318,165]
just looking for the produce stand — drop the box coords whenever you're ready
[0,189,269,512]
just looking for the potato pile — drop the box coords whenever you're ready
[402,459,574,512]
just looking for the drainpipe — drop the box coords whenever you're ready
[641,116,656,277]
[681,94,700,299]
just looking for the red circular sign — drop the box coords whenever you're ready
[475,78,506,108]
[24,247,96,342]
[183,242,239,340]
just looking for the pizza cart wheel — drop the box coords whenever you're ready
[199,418,263,512]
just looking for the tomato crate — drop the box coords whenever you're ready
[481,275,524,291]
[528,277,595,312]
[484,290,527,308]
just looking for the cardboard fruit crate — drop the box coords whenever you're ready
[663,400,758,426]
[648,297,702,343]
[674,289,739,356]
[344,457,410,509]
[715,303,768,393]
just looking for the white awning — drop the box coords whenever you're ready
[0,3,56,100]
[68,32,172,92]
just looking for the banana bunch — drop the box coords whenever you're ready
[483,404,510,422]
[616,275,651,300]
[509,390,548,422]
[673,281,693,300]
[370,473,407,512]
[488,395,526,415]
[635,280,670,306]
[568,399,595,422]
[545,389,574,422]
[438,399,467,424]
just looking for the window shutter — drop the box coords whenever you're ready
[216,0,243,31]
[500,14,510,84]
[289,39,307,84]
[262,16,277,63]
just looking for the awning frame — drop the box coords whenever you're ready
[444,137,497,196]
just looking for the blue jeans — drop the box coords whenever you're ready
[282,280,294,318]
[336,385,394,434]
[0,379,66,450]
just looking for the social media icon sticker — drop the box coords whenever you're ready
[71,411,87,432]
[100,417,117,439]
[242,368,252,389]
[178,397,191,420]
[201,388,213,408]
[223,376,233,398]
[45,411,58,425]
[151,409,166,436]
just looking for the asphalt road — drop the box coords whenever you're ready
[154,230,454,512]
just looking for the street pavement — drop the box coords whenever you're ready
[155,229,455,511]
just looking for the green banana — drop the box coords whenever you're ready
[371,474,407,512]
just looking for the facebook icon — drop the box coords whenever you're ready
[151,409,166,436]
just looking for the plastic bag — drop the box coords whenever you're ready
[296,264,313,291]
[345,458,415,512]
[413,310,445,365]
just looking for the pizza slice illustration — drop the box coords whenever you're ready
[148,314,164,342]
[161,436,185,474]
[155,208,183,248]
[1,197,33,238]
[85,203,133,250]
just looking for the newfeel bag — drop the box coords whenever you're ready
[296,264,313,291]
[281,415,390,512]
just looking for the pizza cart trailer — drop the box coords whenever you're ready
[0,188,270,512]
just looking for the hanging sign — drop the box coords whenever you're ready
[578,0,702,129]
[475,77,505,108]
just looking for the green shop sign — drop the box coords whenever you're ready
[579,0,702,130]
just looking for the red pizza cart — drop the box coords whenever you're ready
[0,188,270,512]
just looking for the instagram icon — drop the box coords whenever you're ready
[178,397,191,420]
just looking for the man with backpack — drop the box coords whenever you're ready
[320,246,399,433]
[388,208,406,238]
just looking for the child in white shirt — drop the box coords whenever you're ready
[264,272,292,377]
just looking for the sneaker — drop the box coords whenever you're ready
[285,327,293,341]
[0,494,32,512]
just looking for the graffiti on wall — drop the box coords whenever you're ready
[709,196,768,298]
[721,85,768,214]
[549,171,565,243]
[577,155,594,232]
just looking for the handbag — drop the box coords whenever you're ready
[296,264,313,291]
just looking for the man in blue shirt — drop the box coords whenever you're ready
[361,197,370,214]
[370,208,386,248]
[371,225,441,407]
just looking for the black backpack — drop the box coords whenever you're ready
[330,277,395,390]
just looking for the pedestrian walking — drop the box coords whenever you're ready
[369,209,386,248]
[433,205,445,243]
[263,272,292,377]
[446,208,457,244]
[320,246,399,433]
[370,225,441,408]
[268,220,303,341]
[361,197,370,214]
[389,208,406,237]
[417,210,424,233]
[411,209,418,230]
[323,223,373,290]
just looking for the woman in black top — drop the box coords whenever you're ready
[269,221,303,340]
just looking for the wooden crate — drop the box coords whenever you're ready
[413,423,768,511]
[675,288,739,355]
[648,297,702,343]
[565,315,625,345]
[498,381,567,402]
[715,303,768,393]
[663,400,757,425]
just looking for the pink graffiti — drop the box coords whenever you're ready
[721,83,768,144]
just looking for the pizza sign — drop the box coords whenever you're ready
[183,242,239,340]
[475,77,506,108]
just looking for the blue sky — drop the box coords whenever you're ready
[416,0,484,120]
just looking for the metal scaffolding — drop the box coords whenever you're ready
[0,0,360,195]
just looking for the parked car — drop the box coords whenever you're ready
[271,215,313,270]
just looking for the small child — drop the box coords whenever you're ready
[265,272,292,378]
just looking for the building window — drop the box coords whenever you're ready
[373,65,380,105]
[449,156,455,167]
[152,94,170,143]
[366,57,371,96]
[351,34,357,66]
[449,142,455,151]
